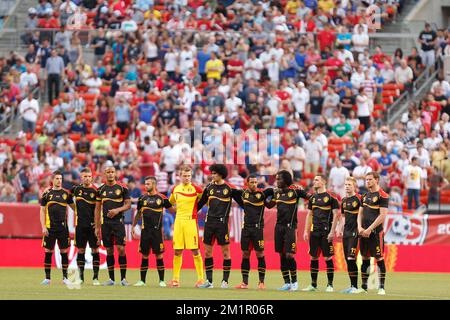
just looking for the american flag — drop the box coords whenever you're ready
[228,175,245,243]
[12,173,24,195]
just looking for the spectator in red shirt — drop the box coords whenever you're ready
[317,23,336,53]
[227,52,244,79]
[324,50,343,80]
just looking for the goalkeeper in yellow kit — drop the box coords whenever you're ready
[168,165,205,287]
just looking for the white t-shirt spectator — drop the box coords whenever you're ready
[403,165,426,190]
[164,51,178,72]
[179,49,194,74]
[266,61,280,83]
[395,66,413,84]
[244,58,264,80]
[19,98,39,123]
[356,94,370,117]
[352,164,372,188]
[20,71,38,89]
[225,96,242,118]
[329,166,350,198]
[292,88,310,114]
[161,145,181,172]
[285,145,306,172]
[304,139,322,163]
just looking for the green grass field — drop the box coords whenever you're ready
[1,268,449,300]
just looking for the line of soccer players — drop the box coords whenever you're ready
[39,164,388,294]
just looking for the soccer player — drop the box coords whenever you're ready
[338,177,362,294]
[168,165,204,288]
[302,175,340,292]
[266,170,310,291]
[197,164,242,289]
[95,165,131,286]
[132,176,174,287]
[234,175,274,290]
[72,168,101,285]
[40,170,75,285]
[358,172,389,295]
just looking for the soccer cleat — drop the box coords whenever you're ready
[92,279,100,286]
[168,280,180,288]
[302,284,318,292]
[159,281,167,287]
[278,283,291,291]
[348,287,359,294]
[198,280,214,289]
[325,285,334,293]
[133,280,146,287]
[221,280,229,289]
[258,282,266,290]
[102,279,115,286]
[290,282,299,291]
[341,287,357,294]
[194,280,205,288]
[355,288,368,294]
[40,279,51,285]
[234,282,248,289]
[378,288,386,295]
[120,279,129,286]
[63,278,73,286]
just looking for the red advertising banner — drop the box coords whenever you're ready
[1,203,450,245]
[0,239,449,272]
[0,203,42,238]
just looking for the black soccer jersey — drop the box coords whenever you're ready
[362,189,389,233]
[40,188,73,229]
[237,188,274,228]
[97,183,130,224]
[137,193,172,229]
[72,184,98,227]
[308,191,340,235]
[275,186,309,227]
[341,194,362,237]
[197,182,241,223]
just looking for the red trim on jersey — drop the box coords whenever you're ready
[174,192,198,197]
[379,188,389,198]
[192,183,203,193]
[117,182,128,189]
[62,188,71,194]
[327,190,341,202]
[224,181,237,189]
[157,192,168,199]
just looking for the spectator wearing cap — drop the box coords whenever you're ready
[418,23,437,70]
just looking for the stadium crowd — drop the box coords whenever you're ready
[1,0,450,223]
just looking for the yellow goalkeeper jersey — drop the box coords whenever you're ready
[169,183,203,220]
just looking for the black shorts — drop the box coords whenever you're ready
[360,231,384,259]
[101,223,126,248]
[203,222,229,246]
[241,227,264,252]
[75,225,99,249]
[309,232,334,258]
[42,228,70,250]
[139,228,165,255]
[274,224,297,254]
[343,236,359,259]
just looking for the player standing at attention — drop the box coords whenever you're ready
[338,177,362,294]
[95,166,131,286]
[132,176,174,287]
[303,175,340,292]
[168,165,205,288]
[72,168,101,285]
[234,175,274,290]
[40,171,75,285]
[197,164,242,289]
[358,172,389,295]
[266,170,310,291]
